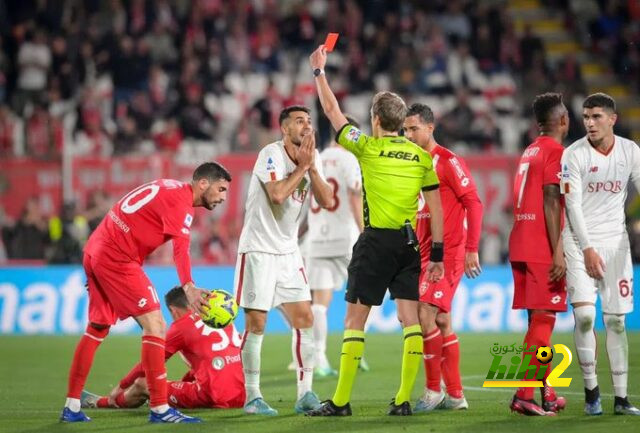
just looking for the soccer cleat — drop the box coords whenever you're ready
[80,390,100,409]
[414,389,445,413]
[510,395,555,416]
[388,399,412,416]
[358,357,370,372]
[244,398,278,416]
[614,397,640,415]
[294,391,322,414]
[305,399,352,416]
[149,407,202,423]
[541,385,566,413]
[314,365,338,378]
[440,395,469,410]
[584,398,603,416]
[60,407,91,422]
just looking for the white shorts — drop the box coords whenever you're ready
[307,256,350,291]
[233,250,311,311]
[565,241,633,314]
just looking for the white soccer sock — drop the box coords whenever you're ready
[311,304,329,368]
[604,313,628,398]
[241,332,264,403]
[573,305,598,390]
[64,397,81,412]
[292,327,315,399]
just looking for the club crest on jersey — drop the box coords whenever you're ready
[346,127,361,142]
[184,213,193,227]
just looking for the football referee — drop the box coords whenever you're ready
[306,44,444,417]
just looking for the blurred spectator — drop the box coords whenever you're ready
[84,190,111,233]
[2,197,49,260]
[13,29,51,115]
[153,118,183,153]
[0,105,18,157]
[48,202,87,264]
[25,102,63,159]
[519,24,545,71]
[74,107,113,157]
[114,115,140,155]
[174,83,215,140]
[0,36,9,103]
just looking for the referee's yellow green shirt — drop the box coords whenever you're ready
[336,123,439,229]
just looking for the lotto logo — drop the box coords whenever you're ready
[434,291,443,299]
[551,295,561,304]
[138,298,147,308]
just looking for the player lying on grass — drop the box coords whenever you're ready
[81,286,245,410]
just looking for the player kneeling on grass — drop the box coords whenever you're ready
[81,286,245,410]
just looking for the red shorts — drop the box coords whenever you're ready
[418,260,464,312]
[167,380,245,409]
[511,261,567,312]
[84,253,161,325]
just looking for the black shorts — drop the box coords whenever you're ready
[345,228,421,306]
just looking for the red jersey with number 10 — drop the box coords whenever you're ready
[84,179,195,284]
[509,136,564,264]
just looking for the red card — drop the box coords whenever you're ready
[324,33,339,52]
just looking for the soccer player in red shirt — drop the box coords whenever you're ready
[508,93,569,416]
[403,103,484,412]
[60,162,231,424]
[81,286,245,410]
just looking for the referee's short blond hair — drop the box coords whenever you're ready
[371,91,407,132]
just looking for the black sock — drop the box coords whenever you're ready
[585,386,600,404]
[614,396,628,407]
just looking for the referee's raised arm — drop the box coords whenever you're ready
[310,45,349,132]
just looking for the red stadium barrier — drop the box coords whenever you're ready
[1,154,519,230]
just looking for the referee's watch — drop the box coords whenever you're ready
[313,68,325,77]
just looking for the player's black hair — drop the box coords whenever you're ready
[583,92,616,113]
[345,114,361,129]
[279,105,311,126]
[407,103,435,124]
[192,161,232,183]
[532,93,564,124]
[165,286,189,309]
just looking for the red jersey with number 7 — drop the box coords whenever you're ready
[509,136,564,264]
[84,179,195,284]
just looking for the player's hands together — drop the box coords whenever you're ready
[549,246,566,281]
[297,130,316,170]
[310,45,327,70]
[583,247,605,280]
[464,251,482,278]
[427,261,444,282]
[183,282,211,316]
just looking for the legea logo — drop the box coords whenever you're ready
[483,343,572,388]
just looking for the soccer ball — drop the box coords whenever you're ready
[535,346,554,364]
[201,290,238,329]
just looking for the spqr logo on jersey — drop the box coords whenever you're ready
[483,342,572,388]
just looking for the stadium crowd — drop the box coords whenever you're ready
[1,0,640,264]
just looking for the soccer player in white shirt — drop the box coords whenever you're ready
[561,93,640,416]
[307,115,364,377]
[234,105,334,416]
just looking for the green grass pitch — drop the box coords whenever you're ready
[1,332,640,432]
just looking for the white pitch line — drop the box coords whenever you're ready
[462,384,639,399]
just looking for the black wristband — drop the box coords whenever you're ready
[430,242,444,262]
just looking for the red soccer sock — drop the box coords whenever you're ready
[441,333,463,399]
[141,335,168,409]
[423,328,443,392]
[66,325,110,399]
[516,312,556,401]
[97,396,112,408]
